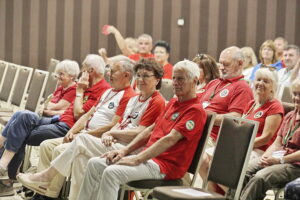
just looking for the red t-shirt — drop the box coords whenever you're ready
[50,84,76,103]
[162,63,173,80]
[128,53,154,61]
[198,75,254,141]
[278,110,300,166]
[244,99,284,151]
[59,79,111,128]
[145,97,207,180]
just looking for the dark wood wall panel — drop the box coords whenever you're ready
[0,0,299,69]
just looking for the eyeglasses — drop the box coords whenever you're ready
[135,74,156,80]
[261,64,277,71]
[54,72,67,78]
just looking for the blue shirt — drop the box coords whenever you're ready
[249,60,283,81]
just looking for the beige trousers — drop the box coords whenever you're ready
[37,137,69,198]
[51,133,128,200]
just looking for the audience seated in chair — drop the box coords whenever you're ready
[239,79,300,200]
[192,53,220,92]
[249,40,283,82]
[0,55,110,197]
[17,59,166,200]
[277,45,300,87]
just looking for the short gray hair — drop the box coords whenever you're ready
[82,54,105,75]
[55,59,80,78]
[173,60,200,80]
[113,57,135,81]
[285,44,300,55]
[255,68,278,97]
[292,79,300,93]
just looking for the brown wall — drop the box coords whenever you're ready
[0,0,299,70]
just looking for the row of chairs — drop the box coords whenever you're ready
[0,59,60,127]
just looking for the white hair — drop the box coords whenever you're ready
[82,54,105,75]
[55,59,80,78]
[255,68,278,96]
[173,60,200,80]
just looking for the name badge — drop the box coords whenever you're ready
[202,101,210,108]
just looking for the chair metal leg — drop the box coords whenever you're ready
[22,145,32,172]
[119,185,126,200]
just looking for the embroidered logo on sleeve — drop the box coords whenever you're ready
[198,89,206,93]
[171,112,179,121]
[186,120,195,131]
[108,102,115,109]
[254,111,263,119]
[220,89,229,97]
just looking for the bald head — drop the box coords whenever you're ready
[219,46,244,79]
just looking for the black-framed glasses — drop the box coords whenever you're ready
[135,74,156,80]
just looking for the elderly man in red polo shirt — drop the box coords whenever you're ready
[198,46,254,192]
[74,59,207,200]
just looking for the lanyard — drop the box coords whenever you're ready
[242,103,256,119]
[282,119,300,146]
[118,94,152,130]
[86,89,120,129]
[208,78,244,101]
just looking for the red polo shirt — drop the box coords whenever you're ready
[50,84,77,104]
[244,99,284,151]
[59,79,111,128]
[128,53,154,61]
[162,63,173,80]
[199,75,253,141]
[145,96,207,180]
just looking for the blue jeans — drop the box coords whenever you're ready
[285,177,300,200]
[1,111,70,179]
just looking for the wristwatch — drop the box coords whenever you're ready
[279,156,285,164]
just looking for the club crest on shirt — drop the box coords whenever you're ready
[108,102,115,109]
[132,112,139,119]
[83,95,89,104]
[220,89,229,97]
[254,111,263,119]
[171,112,179,121]
[186,120,195,131]
[198,89,205,93]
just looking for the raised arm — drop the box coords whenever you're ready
[106,25,133,56]
[73,72,90,120]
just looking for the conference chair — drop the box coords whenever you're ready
[159,79,174,102]
[153,115,259,200]
[0,65,33,114]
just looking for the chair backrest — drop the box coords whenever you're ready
[159,79,174,101]
[188,112,216,186]
[278,86,293,103]
[0,61,8,92]
[47,58,60,73]
[282,102,295,115]
[0,63,18,102]
[25,69,48,112]
[10,66,33,107]
[43,73,58,99]
[206,115,259,200]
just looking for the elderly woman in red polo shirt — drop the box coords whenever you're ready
[240,79,300,200]
[42,60,80,116]
[200,67,284,194]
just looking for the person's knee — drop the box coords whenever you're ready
[19,111,39,123]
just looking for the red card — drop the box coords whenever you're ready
[102,25,110,35]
